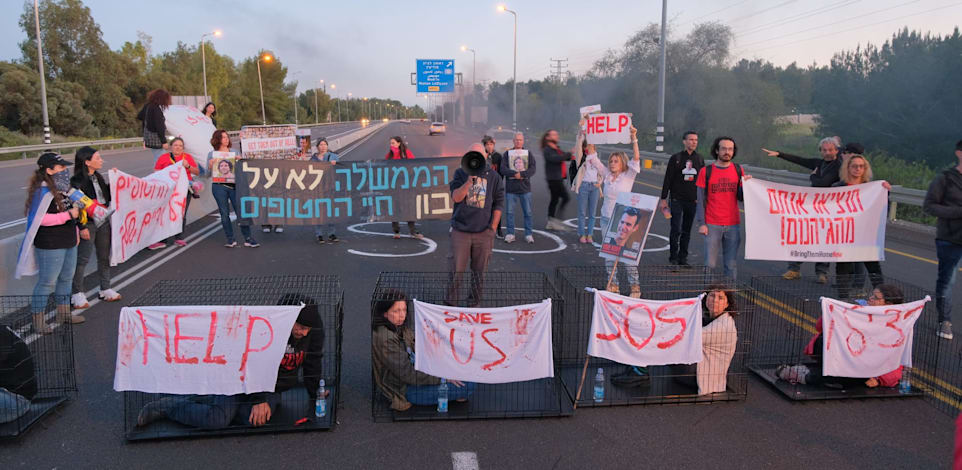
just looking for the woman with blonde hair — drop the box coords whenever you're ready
[834,154,891,298]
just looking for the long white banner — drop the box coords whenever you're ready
[113,305,302,394]
[821,296,928,378]
[587,290,704,367]
[109,166,189,265]
[743,178,888,262]
[414,299,554,384]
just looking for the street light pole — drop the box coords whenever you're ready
[498,5,518,131]
[315,79,324,124]
[330,84,339,122]
[200,30,221,101]
[656,0,667,152]
[347,92,352,121]
[291,71,301,125]
[33,0,51,144]
[256,54,272,125]
[461,46,476,89]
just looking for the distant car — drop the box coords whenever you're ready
[429,122,446,136]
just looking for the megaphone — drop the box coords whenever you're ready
[461,151,486,177]
[65,188,113,228]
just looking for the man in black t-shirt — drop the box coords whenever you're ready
[660,131,705,266]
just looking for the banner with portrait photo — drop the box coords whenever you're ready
[506,149,529,172]
[600,192,659,266]
[239,125,297,160]
[209,152,236,184]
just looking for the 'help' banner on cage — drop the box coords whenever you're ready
[413,300,554,384]
[820,296,928,378]
[588,290,704,367]
[113,305,302,394]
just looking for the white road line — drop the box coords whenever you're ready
[493,229,567,254]
[339,124,390,157]
[346,222,438,257]
[0,217,27,230]
[451,452,480,470]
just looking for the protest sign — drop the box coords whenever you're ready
[506,149,529,172]
[413,299,554,384]
[583,113,632,145]
[600,192,658,266]
[164,105,216,166]
[820,296,928,378]
[240,125,298,160]
[588,290,704,366]
[113,305,302,394]
[209,152,236,184]
[235,157,460,225]
[743,179,888,262]
[579,104,601,115]
[109,166,189,266]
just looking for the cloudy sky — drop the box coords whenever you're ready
[2,0,960,105]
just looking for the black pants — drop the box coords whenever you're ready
[165,195,191,243]
[547,180,570,218]
[392,221,417,234]
[669,199,697,263]
[835,261,883,298]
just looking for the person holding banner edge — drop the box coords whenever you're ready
[311,138,341,244]
[696,137,751,280]
[209,130,259,248]
[833,154,891,299]
[660,131,705,265]
[70,146,121,309]
[922,139,962,341]
[663,285,739,395]
[149,137,200,250]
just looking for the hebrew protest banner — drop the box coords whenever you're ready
[234,157,460,225]
[743,179,888,262]
[413,299,554,384]
[820,296,928,378]
[583,112,632,145]
[600,192,659,266]
[114,305,303,394]
[588,290,704,367]
[239,125,297,160]
[164,105,216,168]
[209,152,236,184]
[108,166,189,266]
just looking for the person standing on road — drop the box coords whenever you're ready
[660,131,705,265]
[923,139,962,340]
[696,137,751,280]
[149,137,200,250]
[572,124,601,245]
[482,135,505,239]
[385,136,422,239]
[69,146,121,310]
[541,129,574,231]
[500,132,536,244]
[761,136,844,283]
[209,130,259,249]
[311,138,341,244]
[201,102,217,127]
[136,89,171,159]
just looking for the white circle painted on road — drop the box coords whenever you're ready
[563,218,669,252]
[492,229,567,255]
[346,222,438,258]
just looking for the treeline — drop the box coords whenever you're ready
[0,0,424,145]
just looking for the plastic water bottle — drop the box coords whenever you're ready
[899,368,911,394]
[315,379,327,418]
[593,368,605,403]
[438,379,449,413]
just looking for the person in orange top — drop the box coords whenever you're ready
[149,137,199,250]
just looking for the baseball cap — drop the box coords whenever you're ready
[37,152,72,169]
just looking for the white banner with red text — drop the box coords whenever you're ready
[113,305,303,394]
[743,178,888,262]
[582,112,633,145]
[587,290,704,367]
[108,166,189,265]
[413,299,554,384]
[821,296,928,378]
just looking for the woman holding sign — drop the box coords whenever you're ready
[149,137,200,250]
[208,130,259,248]
[833,154,891,299]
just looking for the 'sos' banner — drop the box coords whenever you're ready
[109,166,189,266]
[743,178,888,262]
[235,157,460,225]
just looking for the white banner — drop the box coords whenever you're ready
[583,112,632,145]
[413,299,554,384]
[588,290,704,367]
[743,178,888,262]
[600,192,659,266]
[821,296,928,378]
[163,105,215,170]
[579,104,601,115]
[109,166,189,266]
[113,305,302,394]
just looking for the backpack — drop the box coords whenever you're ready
[704,163,744,202]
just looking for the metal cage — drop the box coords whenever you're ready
[122,275,343,441]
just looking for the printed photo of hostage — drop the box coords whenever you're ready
[599,192,658,297]
[209,154,236,184]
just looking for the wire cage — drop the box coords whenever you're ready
[749,275,939,402]
[122,275,343,441]
[930,348,962,418]
[554,265,752,407]
[370,271,573,422]
[0,295,77,439]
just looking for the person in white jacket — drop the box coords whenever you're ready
[696,285,739,395]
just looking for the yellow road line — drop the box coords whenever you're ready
[748,294,818,334]
[915,367,962,397]
[753,291,817,324]
[914,383,962,412]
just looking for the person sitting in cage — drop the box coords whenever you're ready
[776,283,905,389]
[372,289,474,412]
[1,324,37,424]
[136,294,327,429]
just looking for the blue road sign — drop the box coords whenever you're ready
[416,59,455,93]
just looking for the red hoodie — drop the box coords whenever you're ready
[385,147,414,159]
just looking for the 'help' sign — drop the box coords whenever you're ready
[584,113,632,145]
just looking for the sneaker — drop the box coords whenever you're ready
[393,232,401,239]
[496,231,505,240]
[224,241,237,248]
[504,234,516,243]
[99,289,122,302]
[782,270,801,280]
[611,366,651,387]
[938,321,954,340]
[174,239,187,247]
[317,236,326,245]
[525,235,534,244]
[328,235,339,243]
[147,242,167,251]
[262,226,272,233]
[413,232,424,240]
[71,293,89,309]
[274,226,284,233]
[244,238,261,248]
[816,273,829,284]
[669,257,678,265]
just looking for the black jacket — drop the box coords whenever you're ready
[449,166,505,233]
[924,167,962,246]
[776,152,841,188]
[499,148,537,194]
[249,328,324,403]
[70,171,110,230]
[136,104,168,148]
[660,150,705,202]
[0,325,37,401]
[542,146,572,181]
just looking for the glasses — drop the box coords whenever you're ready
[849,163,866,169]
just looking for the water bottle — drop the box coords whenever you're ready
[593,368,605,403]
[315,379,327,418]
[437,379,449,413]
[899,368,911,394]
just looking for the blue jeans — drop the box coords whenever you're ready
[704,224,740,280]
[150,148,167,159]
[405,382,476,406]
[936,239,962,323]
[32,245,77,313]
[159,394,238,429]
[313,224,336,238]
[577,182,600,237]
[212,183,252,243]
[0,387,30,424]
[505,192,533,237]
[600,216,640,287]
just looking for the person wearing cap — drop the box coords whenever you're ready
[310,138,341,244]
[16,153,86,334]
[447,144,505,306]
[762,136,845,283]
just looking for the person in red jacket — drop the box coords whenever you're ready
[385,136,422,239]
[149,137,199,250]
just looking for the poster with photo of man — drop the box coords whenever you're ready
[507,149,528,172]
[209,152,236,184]
[600,192,659,266]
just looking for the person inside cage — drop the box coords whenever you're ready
[776,283,905,389]
[372,289,474,411]
[136,294,326,429]
[0,324,37,424]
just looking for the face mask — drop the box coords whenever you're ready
[52,169,71,192]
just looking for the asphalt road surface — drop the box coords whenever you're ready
[1,121,957,469]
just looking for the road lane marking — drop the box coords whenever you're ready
[452,452,479,470]
[346,222,438,257]
[493,229,567,254]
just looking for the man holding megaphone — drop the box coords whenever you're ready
[69,147,121,309]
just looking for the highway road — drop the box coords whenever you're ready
[1,121,957,469]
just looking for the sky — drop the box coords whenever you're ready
[1,0,960,106]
